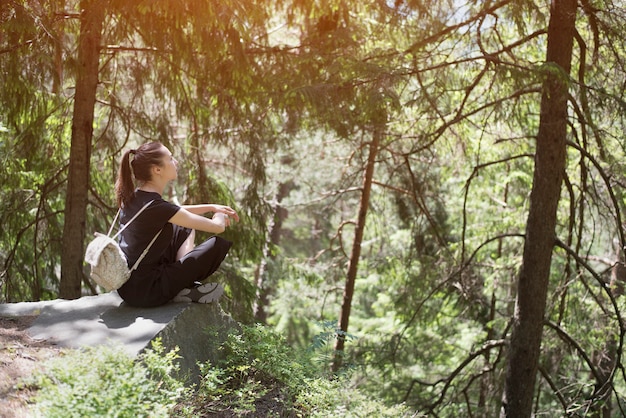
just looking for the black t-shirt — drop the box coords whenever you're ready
[119,190,180,268]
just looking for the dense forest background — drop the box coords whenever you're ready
[3,0,626,416]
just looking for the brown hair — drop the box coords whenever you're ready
[115,142,166,208]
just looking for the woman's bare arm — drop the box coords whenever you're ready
[182,204,239,221]
[168,208,229,234]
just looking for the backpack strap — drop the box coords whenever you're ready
[110,200,155,240]
[109,200,162,272]
[106,210,121,237]
[129,229,163,272]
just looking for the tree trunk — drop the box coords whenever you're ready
[254,181,294,323]
[332,127,382,372]
[60,0,105,299]
[501,1,577,416]
[52,0,65,95]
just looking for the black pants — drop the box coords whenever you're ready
[118,227,232,307]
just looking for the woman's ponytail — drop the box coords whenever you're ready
[115,142,166,208]
[115,149,136,208]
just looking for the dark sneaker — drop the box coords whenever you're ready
[173,282,224,304]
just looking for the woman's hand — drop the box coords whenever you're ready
[212,212,231,228]
[211,205,239,222]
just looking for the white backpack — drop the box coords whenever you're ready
[84,201,161,291]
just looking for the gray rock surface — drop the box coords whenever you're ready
[0,292,240,385]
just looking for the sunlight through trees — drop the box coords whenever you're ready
[3,0,626,415]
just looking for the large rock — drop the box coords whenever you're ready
[0,292,240,385]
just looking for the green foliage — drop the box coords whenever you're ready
[216,324,312,393]
[0,95,69,302]
[5,0,626,415]
[297,377,419,418]
[308,320,357,368]
[27,340,187,418]
[189,324,415,416]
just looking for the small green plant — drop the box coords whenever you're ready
[26,339,188,418]
[296,376,417,417]
[188,324,418,417]
[192,325,308,415]
[308,320,357,375]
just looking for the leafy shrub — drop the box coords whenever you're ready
[191,324,419,417]
[296,377,417,417]
[25,325,418,417]
[27,339,187,418]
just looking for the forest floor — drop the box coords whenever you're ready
[0,315,61,418]
[0,316,288,418]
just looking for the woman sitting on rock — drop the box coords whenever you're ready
[114,141,238,308]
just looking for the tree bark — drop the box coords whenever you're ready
[52,0,65,95]
[332,127,382,372]
[501,1,577,416]
[60,0,105,299]
[254,181,294,323]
